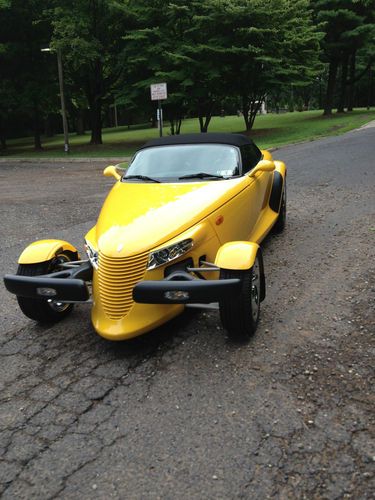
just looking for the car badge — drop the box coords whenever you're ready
[117,243,124,253]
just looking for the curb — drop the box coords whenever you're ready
[357,119,375,130]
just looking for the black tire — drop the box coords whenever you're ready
[273,184,286,234]
[219,254,261,341]
[16,253,74,323]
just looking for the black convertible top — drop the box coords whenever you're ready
[139,133,257,150]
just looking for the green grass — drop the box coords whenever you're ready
[2,108,375,158]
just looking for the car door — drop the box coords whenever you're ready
[211,144,272,243]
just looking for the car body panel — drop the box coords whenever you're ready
[215,241,260,270]
[91,176,257,257]
[18,239,79,264]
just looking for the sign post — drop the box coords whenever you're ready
[150,83,167,137]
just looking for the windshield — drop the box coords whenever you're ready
[124,144,240,182]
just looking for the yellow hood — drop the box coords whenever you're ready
[88,177,249,257]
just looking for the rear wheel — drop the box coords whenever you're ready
[16,253,74,323]
[219,254,261,341]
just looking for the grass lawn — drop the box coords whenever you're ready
[2,108,375,158]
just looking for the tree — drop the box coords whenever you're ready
[312,0,375,115]
[197,0,323,130]
[116,1,209,134]
[0,0,58,150]
[47,0,123,144]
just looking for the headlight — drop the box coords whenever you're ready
[84,240,99,269]
[148,238,193,270]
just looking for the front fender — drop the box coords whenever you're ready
[269,161,287,213]
[18,239,79,265]
[214,241,260,270]
[214,241,265,301]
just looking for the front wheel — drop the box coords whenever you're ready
[219,254,262,341]
[273,184,286,234]
[16,253,74,323]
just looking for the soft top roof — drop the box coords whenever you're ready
[139,133,257,150]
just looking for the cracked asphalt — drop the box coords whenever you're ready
[0,127,374,499]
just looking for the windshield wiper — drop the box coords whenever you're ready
[124,175,160,183]
[178,172,226,180]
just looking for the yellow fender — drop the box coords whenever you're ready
[261,149,273,161]
[274,160,287,178]
[18,239,79,265]
[214,241,260,270]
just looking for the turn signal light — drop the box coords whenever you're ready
[37,287,57,297]
[164,290,190,301]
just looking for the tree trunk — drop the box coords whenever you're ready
[242,96,250,130]
[44,115,54,137]
[0,119,6,150]
[89,98,102,144]
[318,75,323,110]
[176,118,182,135]
[242,95,263,131]
[169,119,175,135]
[248,99,263,130]
[76,109,85,135]
[198,114,212,133]
[324,58,339,116]
[33,103,42,150]
[86,59,104,145]
[337,53,349,113]
[347,51,356,111]
[0,136,6,150]
[198,100,214,133]
[367,65,372,110]
[303,95,310,110]
[201,114,212,133]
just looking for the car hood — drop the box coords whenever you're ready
[88,177,250,257]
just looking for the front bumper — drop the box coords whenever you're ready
[3,261,92,302]
[133,271,241,304]
[4,275,90,302]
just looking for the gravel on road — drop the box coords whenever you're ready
[0,128,374,499]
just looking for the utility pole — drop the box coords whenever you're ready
[56,49,69,153]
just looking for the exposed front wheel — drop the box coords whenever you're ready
[219,254,262,341]
[16,253,74,323]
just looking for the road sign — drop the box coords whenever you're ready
[150,83,167,101]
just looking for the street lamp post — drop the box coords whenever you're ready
[41,47,69,153]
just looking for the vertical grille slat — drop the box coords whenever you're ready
[98,251,148,319]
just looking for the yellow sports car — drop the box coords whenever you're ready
[4,133,286,341]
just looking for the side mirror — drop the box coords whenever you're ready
[103,165,121,181]
[249,160,275,177]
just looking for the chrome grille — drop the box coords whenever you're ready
[98,251,149,319]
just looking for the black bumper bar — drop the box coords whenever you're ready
[3,260,92,302]
[133,273,241,304]
[4,275,89,301]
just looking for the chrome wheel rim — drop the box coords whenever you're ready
[48,299,70,313]
[251,257,260,321]
[282,188,286,217]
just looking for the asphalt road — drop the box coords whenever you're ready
[1,127,374,499]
